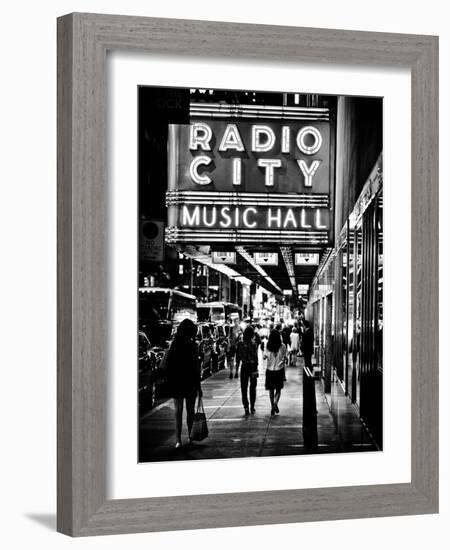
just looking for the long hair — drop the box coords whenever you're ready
[166,318,197,375]
[242,326,254,343]
[172,318,197,348]
[266,329,282,354]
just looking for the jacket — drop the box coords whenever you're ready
[301,328,314,356]
[236,341,258,373]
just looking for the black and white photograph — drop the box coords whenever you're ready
[138,86,383,462]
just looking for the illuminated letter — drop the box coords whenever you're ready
[281,126,290,153]
[257,159,282,187]
[190,156,212,185]
[202,207,217,227]
[268,208,282,228]
[219,124,245,152]
[234,207,240,226]
[315,210,327,229]
[232,158,242,186]
[296,126,323,155]
[297,159,321,187]
[252,125,275,152]
[189,123,212,150]
[283,209,298,228]
[243,207,257,228]
[182,205,200,226]
[220,207,232,228]
[300,209,312,229]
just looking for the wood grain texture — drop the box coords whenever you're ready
[410,36,439,507]
[57,13,74,535]
[57,12,439,537]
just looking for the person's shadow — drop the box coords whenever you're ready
[25,513,56,531]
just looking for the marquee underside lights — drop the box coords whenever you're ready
[179,246,253,286]
[236,246,282,294]
[280,246,297,292]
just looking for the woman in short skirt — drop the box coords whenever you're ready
[264,329,287,415]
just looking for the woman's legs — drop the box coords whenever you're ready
[240,370,250,413]
[227,354,234,378]
[274,389,281,413]
[269,388,275,414]
[173,397,184,445]
[249,375,257,413]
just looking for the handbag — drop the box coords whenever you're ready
[190,397,208,441]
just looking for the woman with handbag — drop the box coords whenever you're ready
[236,326,259,415]
[264,329,287,415]
[165,318,202,448]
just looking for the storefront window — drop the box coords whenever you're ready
[355,225,362,406]
[376,192,383,373]
[341,239,348,389]
[347,226,355,402]
[334,233,347,384]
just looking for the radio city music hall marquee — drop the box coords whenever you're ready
[166,103,333,244]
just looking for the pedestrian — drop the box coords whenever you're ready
[289,327,300,366]
[165,318,202,448]
[253,324,262,348]
[225,336,234,376]
[259,323,268,352]
[301,320,315,374]
[228,318,241,379]
[264,329,287,415]
[281,324,291,347]
[236,326,259,415]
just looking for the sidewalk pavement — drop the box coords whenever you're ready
[139,356,376,462]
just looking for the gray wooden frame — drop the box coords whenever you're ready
[57,12,439,537]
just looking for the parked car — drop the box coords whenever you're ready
[138,331,159,413]
[210,324,227,371]
[139,322,174,410]
[196,323,214,378]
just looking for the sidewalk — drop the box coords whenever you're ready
[139,356,376,462]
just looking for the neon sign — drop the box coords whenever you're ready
[187,122,326,190]
[180,205,329,230]
[166,106,333,245]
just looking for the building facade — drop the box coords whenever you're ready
[306,97,383,448]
